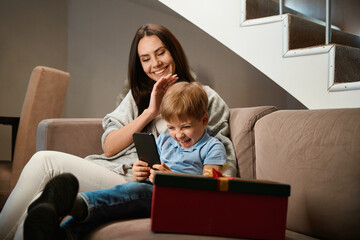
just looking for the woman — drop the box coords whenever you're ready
[0,23,237,240]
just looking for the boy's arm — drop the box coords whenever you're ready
[203,165,222,177]
[202,137,227,177]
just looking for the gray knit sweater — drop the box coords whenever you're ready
[85,86,237,178]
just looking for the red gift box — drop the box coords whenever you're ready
[151,172,290,240]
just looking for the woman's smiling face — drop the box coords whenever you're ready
[137,35,176,82]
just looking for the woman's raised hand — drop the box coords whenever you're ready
[103,75,177,158]
[147,74,178,117]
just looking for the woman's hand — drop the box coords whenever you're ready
[149,162,172,183]
[147,74,178,117]
[132,160,151,181]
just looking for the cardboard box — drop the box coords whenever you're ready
[151,173,290,240]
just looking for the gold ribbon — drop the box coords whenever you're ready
[218,177,229,192]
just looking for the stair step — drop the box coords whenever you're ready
[334,45,360,84]
[288,15,360,50]
[245,0,337,29]
[286,16,360,86]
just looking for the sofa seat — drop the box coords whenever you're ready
[85,218,318,240]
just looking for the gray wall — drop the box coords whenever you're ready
[0,0,305,159]
[0,0,67,160]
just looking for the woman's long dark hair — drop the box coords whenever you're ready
[128,24,195,114]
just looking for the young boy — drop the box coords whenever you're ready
[24,81,227,239]
[133,81,226,182]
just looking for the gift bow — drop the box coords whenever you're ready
[212,169,236,192]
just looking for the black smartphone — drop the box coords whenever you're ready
[133,132,161,167]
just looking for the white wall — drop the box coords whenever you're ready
[0,0,67,160]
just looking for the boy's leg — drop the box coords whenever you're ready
[61,181,153,239]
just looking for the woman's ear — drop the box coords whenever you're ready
[202,112,209,126]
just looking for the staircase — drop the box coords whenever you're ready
[159,0,360,109]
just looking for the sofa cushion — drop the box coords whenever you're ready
[229,106,277,178]
[85,218,241,240]
[254,109,360,239]
[85,218,317,240]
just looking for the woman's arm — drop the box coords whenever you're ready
[204,86,237,177]
[103,109,155,157]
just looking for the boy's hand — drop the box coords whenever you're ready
[149,162,171,183]
[132,160,151,181]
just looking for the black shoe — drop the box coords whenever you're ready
[24,203,59,240]
[28,173,79,219]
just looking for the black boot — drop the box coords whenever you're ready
[24,203,59,239]
[24,173,79,240]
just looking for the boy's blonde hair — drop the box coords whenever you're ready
[160,81,208,122]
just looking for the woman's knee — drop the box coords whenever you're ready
[23,150,62,174]
[24,151,48,169]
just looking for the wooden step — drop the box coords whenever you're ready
[288,14,360,50]
[245,0,331,27]
[334,45,360,84]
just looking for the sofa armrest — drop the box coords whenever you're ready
[36,118,104,158]
[229,106,277,178]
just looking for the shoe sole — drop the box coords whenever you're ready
[24,203,58,240]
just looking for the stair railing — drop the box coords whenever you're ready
[326,0,332,44]
[279,0,332,44]
[279,0,283,15]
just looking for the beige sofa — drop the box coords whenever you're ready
[36,106,360,240]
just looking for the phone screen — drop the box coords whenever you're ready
[133,132,161,167]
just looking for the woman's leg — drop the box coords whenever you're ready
[0,151,130,240]
[61,181,153,239]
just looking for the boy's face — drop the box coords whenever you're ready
[166,113,209,149]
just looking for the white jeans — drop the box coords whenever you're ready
[0,151,131,240]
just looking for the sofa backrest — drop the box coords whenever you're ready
[254,108,360,239]
[229,106,277,178]
[36,118,104,158]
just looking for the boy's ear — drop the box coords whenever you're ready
[202,112,209,125]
